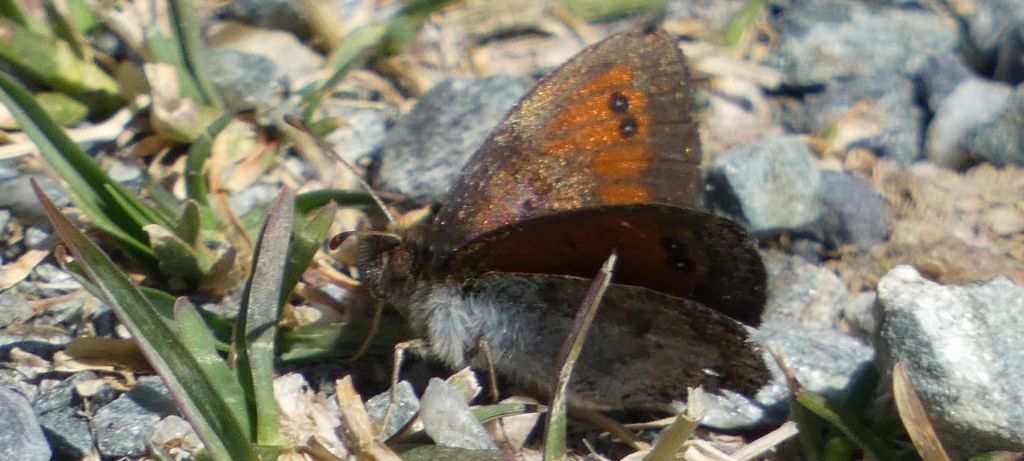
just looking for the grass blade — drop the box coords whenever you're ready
[795,389,899,461]
[175,298,253,436]
[294,189,375,215]
[33,180,255,461]
[278,321,413,363]
[234,187,293,446]
[167,0,222,108]
[0,73,157,266]
[893,362,952,461]
[185,111,235,207]
[544,251,617,461]
[281,201,336,306]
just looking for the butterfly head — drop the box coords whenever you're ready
[345,226,434,309]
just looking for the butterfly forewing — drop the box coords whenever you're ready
[431,29,701,262]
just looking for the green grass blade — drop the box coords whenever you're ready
[234,187,292,446]
[168,0,222,108]
[302,23,388,121]
[0,73,157,266]
[722,0,768,47]
[104,183,170,230]
[32,180,256,461]
[796,389,899,461]
[175,297,253,437]
[561,0,665,21]
[176,200,202,247]
[185,111,235,207]
[281,202,336,306]
[0,17,121,112]
[278,322,413,363]
[294,189,375,215]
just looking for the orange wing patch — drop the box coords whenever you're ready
[593,144,649,178]
[537,67,655,204]
[597,183,650,204]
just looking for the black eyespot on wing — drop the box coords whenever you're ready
[660,236,695,273]
[609,92,630,113]
[619,116,638,138]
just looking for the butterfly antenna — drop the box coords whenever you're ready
[284,115,397,225]
[329,230,402,251]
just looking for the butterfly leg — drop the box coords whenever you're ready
[381,338,425,434]
[346,300,385,363]
[473,339,501,403]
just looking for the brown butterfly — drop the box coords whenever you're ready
[355,28,769,411]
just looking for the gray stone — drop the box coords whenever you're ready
[920,52,978,112]
[0,388,50,461]
[702,321,875,430]
[39,407,94,459]
[961,85,1024,167]
[375,76,530,202]
[208,26,323,88]
[664,0,748,33]
[706,135,822,233]
[220,0,308,37]
[323,106,390,165]
[32,372,97,415]
[0,174,69,226]
[106,159,142,184]
[148,415,202,459]
[419,378,498,451]
[32,263,71,284]
[818,171,888,248]
[877,266,1024,456]
[92,376,178,458]
[227,182,281,217]
[365,381,420,441]
[762,253,848,330]
[0,209,10,234]
[926,78,1014,169]
[0,369,37,401]
[839,292,880,345]
[954,0,1024,72]
[23,226,49,248]
[204,49,283,110]
[0,290,32,328]
[753,321,875,412]
[765,1,957,87]
[995,23,1024,82]
[792,76,923,162]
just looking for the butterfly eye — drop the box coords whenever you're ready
[389,247,414,279]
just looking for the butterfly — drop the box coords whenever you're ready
[354,27,770,411]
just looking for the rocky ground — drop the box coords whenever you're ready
[1,0,1023,460]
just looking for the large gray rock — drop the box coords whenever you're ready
[39,407,94,459]
[0,388,51,461]
[701,321,875,430]
[707,135,822,234]
[926,79,1014,169]
[919,52,978,112]
[766,1,957,86]
[374,77,530,202]
[762,253,848,330]
[877,266,1024,456]
[787,75,923,162]
[818,170,889,248]
[960,84,1024,167]
[953,0,1024,73]
[204,49,282,110]
[91,376,178,458]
